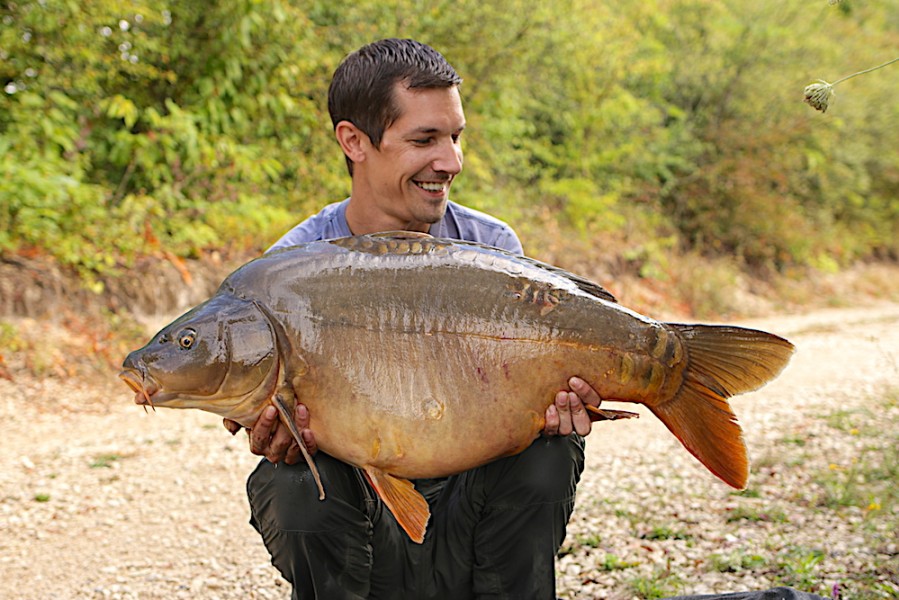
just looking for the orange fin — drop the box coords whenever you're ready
[650,324,794,489]
[363,466,430,544]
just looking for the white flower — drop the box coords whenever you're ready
[803,81,834,113]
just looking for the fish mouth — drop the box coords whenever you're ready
[119,368,159,409]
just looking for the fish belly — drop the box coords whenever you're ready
[295,325,638,479]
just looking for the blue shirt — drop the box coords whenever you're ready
[268,199,523,255]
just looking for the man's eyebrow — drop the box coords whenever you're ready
[406,123,466,135]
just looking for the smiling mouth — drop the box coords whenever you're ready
[413,180,449,194]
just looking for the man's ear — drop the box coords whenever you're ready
[335,121,369,164]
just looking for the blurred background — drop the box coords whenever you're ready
[1,0,898,362]
[2,0,899,323]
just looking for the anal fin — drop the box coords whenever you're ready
[363,466,430,544]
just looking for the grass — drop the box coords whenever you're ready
[725,504,788,524]
[627,569,684,600]
[772,386,899,599]
[813,389,899,516]
[641,525,692,541]
[773,547,827,593]
[559,384,899,600]
[731,487,762,498]
[708,552,767,573]
[89,454,122,469]
[598,553,640,572]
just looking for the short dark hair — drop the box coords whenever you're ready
[328,38,462,174]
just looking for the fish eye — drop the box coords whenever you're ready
[178,329,197,350]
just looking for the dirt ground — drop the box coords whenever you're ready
[1,301,898,599]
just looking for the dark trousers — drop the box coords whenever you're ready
[247,435,827,600]
[247,434,585,600]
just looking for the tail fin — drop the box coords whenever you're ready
[649,324,794,489]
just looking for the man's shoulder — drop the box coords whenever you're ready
[268,200,350,251]
[443,201,523,255]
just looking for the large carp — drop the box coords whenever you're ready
[120,233,794,543]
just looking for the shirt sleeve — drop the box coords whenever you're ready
[266,200,350,253]
[492,227,524,256]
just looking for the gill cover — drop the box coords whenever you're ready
[125,294,276,405]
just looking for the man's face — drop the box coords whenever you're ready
[357,84,465,230]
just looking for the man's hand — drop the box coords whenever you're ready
[223,403,317,464]
[543,377,602,437]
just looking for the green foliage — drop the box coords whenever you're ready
[597,553,639,572]
[814,394,899,514]
[642,524,692,541]
[89,454,122,469]
[628,569,684,600]
[724,504,788,524]
[1,0,897,281]
[708,551,767,573]
[773,547,827,594]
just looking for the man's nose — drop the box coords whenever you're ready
[432,139,463,175]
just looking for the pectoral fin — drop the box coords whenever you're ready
[272,392,325,501]
[363,466,430,544]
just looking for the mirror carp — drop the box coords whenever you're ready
[120,233,794,543]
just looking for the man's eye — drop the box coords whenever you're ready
[412,138,432,145]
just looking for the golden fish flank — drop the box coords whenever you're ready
[120,234,795,545]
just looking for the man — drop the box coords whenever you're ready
[227,38,601,599]
[229,38,826,600]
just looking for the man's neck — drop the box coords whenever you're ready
[344,197,432,236]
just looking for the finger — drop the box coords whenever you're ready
[249,405,279,458]
[567,391,593,436]
[265,426,295,464]
[301,429,318,456]
[569,377,602,409]
[283,441,301,465]
[223,418,242,436]
[555,391,573,436]
[295,403,311,429]
[543,401,560,436]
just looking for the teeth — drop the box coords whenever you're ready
[416,182,445,192]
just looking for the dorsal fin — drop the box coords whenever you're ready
[514,255,617,303]
[368,231,433,239]
[444,238,618,303]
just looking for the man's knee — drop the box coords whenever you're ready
[483,434,585,506]
[247,454,367,533]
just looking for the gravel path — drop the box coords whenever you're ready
[1,302,898,599]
